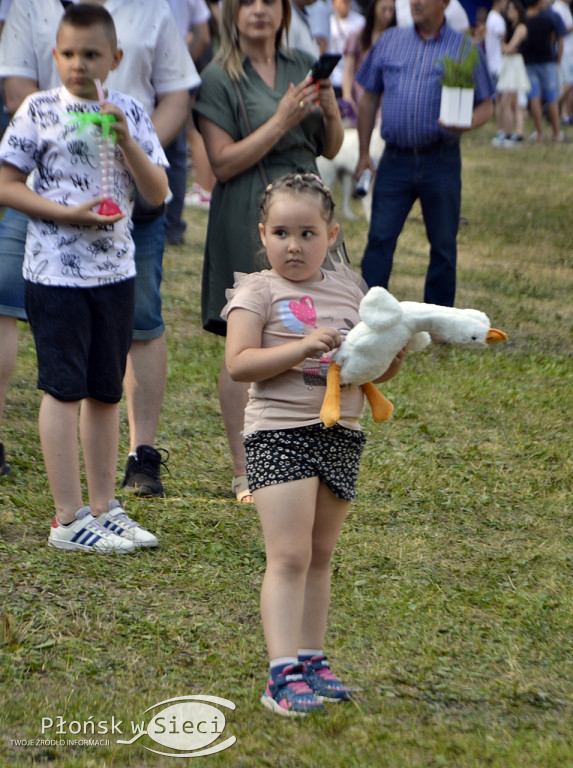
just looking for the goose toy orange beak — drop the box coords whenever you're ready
[486,328,508,344]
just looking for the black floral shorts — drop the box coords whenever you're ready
[244,422,366,501]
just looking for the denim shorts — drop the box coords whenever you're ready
[526,62,559,102]
[130,213,166,340]
[0,208,165,339]
[25,279,135,403]
[244,422,366,501]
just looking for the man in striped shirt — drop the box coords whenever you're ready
[355,0,494,307]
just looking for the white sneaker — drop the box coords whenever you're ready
[48,506,136,554]
[97,500,159,548]
[491,130,507,147]
[184,183,211,210]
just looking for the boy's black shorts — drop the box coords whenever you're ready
[25,279,135,403]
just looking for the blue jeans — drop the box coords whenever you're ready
[526,62,559,102]
[0,208,165,338]
[130,214,166,340]
[164,127,188,244]
[361,142,461,306]
[0,208,28,320]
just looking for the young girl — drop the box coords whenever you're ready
[494,0,530,145]
[223,173,405,716]
[341,0,396,119]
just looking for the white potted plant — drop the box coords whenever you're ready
[438,37,479,128]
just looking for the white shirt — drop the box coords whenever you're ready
[395,0,470,33]
[485,9,507,77]
[307,0,332,45]
[287,3,321,58]
[0,0,14,23]
[329,9,365,87]
[552,0,573,59]
[0,87,168,287]
[166,0,211,39]
[0,0,201,117]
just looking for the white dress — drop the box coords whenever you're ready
[497,54,531,93]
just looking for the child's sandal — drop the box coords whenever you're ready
[232,475,254,505]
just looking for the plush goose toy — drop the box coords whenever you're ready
[320,287,508,427]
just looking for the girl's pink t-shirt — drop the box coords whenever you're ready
[222,268,366,435]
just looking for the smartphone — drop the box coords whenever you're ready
[307,53,342,82]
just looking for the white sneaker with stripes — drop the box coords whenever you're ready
[48,506,136,554]
[98,500,159,548]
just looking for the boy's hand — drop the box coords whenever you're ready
[100,102,132,147]
[66,196,125,225]
[300,327,342,358]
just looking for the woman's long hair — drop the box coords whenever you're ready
[216,0,292,81]
[359,0,396,53]
[507,0,526,25]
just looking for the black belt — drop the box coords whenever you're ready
[385,140,459,156]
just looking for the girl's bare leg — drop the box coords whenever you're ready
[255,477,319,659]
[299,483,350,650]
[255,477,350,658]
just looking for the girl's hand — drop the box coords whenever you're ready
[65,196,125,225]
[373,346,407,383]
[300,327,342,358]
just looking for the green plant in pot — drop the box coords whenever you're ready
[438,35,478,127]
[439,36,479,88]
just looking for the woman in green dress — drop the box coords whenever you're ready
[194,0,343,502]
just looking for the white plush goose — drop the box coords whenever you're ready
[320,287,508,427]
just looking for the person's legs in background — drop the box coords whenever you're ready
[122,214,169,497]
[538,63,563,141]
[0,316,17,476]
[418,144,461,307]
[164,127,189,245]
[185,120,215,210]
[526,65,545,140]
[0,208,29,476]
[361,150,417,289]
[218,362,251,503]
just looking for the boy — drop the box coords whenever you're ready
[0,5,169,552]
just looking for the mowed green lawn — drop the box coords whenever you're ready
[1,121,572,768]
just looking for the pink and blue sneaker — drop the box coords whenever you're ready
[261,663,325,717]
[305,655,353,702]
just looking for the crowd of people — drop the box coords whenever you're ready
[0,0,568,717]
[484,0,573,144]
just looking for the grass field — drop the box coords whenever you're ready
[1,120,572,768]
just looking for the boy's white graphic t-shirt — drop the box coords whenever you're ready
[222,268,367,434]
[0,86,168,287]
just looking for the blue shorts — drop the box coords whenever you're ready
[0,208,165,340]
[526,62,559,102]
[25,279,135,403]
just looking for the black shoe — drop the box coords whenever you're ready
[122,445,168,497]
[0,443,10,477]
